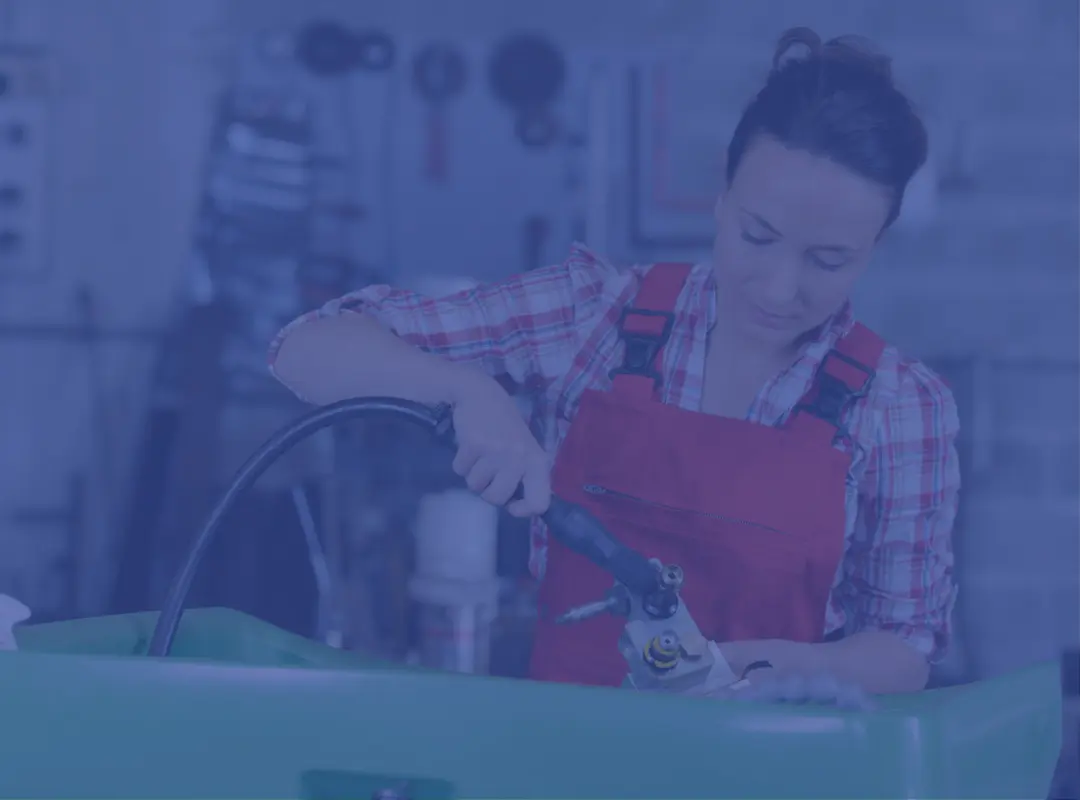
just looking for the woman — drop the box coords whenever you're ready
[270,28,959,697]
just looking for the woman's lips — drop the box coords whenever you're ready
[751,304,798,329]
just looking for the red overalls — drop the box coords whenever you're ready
[529,263,885,687]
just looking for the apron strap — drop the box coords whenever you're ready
[788,321,886,446]
[609,262,694,402]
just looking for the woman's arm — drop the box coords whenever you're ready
[270,245,625,405]
[274,312,490,406]
[721,631,929,694]
[722,359,961,695]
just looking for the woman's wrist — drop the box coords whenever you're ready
[739,659,774,680]
[720,639,812,676]
[442,363,501,407]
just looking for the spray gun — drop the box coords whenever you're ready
[540,499,882,708]
[541,498,743,696]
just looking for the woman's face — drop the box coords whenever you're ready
[712,136,892,348]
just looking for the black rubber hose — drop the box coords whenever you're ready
[146,396,658,657]
[146,397,451,657]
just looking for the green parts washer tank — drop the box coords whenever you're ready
[3,607,1063,799]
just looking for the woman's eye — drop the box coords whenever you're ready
[741,231,774,246]
[811,256,847,271]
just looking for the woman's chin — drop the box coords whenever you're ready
[735,316,802,349]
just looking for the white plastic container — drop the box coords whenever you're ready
[0,595,30,651]
[409,489,501,674]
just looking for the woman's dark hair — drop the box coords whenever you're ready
[726,27,929,229]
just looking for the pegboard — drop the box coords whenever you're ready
[0,46,52,277]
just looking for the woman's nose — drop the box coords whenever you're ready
[757,258,801,308]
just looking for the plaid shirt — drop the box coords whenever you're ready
[269,244,960,661]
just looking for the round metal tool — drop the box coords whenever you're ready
[412,42,467,102]
[488,33,566,110]
[488,32,566,149]
[354,30,396,72]
[295,21,395,77]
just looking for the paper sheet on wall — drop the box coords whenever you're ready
[630,56,764,247]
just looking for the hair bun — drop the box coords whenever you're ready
[772,27,893,82]
[822,34,893,81]
[772,27,823,72]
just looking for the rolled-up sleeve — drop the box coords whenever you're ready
[847,360,961,662]
[268,244,624,393]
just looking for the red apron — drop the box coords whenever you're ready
[528,263,885,687]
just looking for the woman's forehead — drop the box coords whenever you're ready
[729,139,890,247]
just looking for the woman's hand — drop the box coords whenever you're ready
[714,639,877,710]
[728,670,877,711]
[450,375,551,517]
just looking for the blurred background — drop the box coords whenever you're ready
[0,0,1077,791]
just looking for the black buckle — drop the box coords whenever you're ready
[793,351,875,438]
[608,308,675,389]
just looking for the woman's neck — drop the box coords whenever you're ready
[707,317,800,371]
[701,322,799,418]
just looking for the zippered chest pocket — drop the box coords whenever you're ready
[583,484,789,537]
[579,483,808,573]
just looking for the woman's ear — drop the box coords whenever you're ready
[713,190,726,222]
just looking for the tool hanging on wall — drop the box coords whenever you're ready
[488,33,566,150]
[294,20,395,77]
[411,42,467,184]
